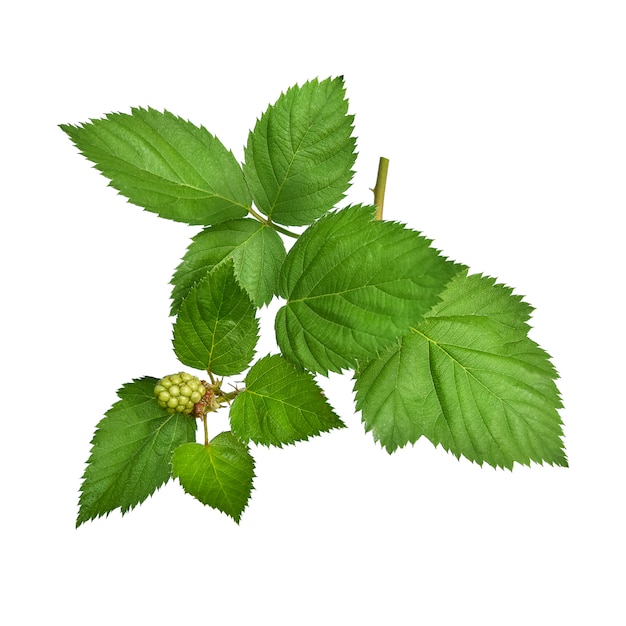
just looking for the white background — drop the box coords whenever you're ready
[2,1,624,624]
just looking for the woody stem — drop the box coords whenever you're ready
[372,157,389,220]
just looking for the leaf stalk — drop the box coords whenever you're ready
[247,206,299,238]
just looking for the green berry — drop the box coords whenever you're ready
[154,373,205,415]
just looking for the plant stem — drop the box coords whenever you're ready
[202,414,209,447]
[372,157,389,220]
[219,388,241,405]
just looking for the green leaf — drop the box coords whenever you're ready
[170,218,286,312]
[76,377,197,527]
[354,271,567,468]
[243,77,357,226]
[230,354,344,446]
[61,108,251,225]
[275,205,460,374]
[172,261,259,376]
[171,433,255,523]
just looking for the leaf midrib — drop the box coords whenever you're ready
[412,326,545,461]
[268,119,315,216]
[96,119,252,211]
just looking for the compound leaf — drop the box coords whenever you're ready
[173,261,259,376]
[354,271,567,468]
[171,433,254,523]
[230,354,344,446]
[275,205,459,374]
[170,218,286,312]
[243,76,357,226]
[76,377,197,527]
[61,108,250,225]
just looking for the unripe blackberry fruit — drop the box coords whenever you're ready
[154,372,205,414]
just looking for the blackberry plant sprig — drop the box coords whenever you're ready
[61,76,567,527]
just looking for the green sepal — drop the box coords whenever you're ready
[276,205,460,374]
[61,108,250,225]
[243,76,357,226]
[354,271,567,468]
[76,377,197,527]
[172,260,259,376]
[171,433,255,523]
[229,354,344,446]
[170,218,286,312]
